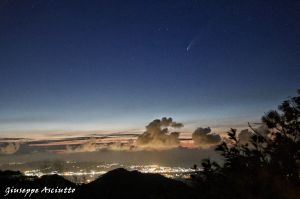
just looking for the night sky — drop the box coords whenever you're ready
[0,0,299,138]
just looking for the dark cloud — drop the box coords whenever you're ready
[0,142,20,155]
[192,127,221,148]
[136,117,183,149]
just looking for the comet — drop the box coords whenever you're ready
[186,36,199,52]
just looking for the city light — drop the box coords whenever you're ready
[22,162,200,183]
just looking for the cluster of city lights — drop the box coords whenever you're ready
[23,162,199,183]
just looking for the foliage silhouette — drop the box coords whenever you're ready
[193,89,300,199]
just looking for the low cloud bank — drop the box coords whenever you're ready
[65,138,136,153]
[66,139,98,153]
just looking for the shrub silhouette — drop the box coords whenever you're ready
[193,90,300,199]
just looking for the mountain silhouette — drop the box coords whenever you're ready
[0,168,196,199]
[77,168,196,199]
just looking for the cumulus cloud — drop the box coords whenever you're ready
[224,125,271,147]
[136,117,183,149]
[237,125,271,146]
[192,127,221,148]
[256,124,271,138]
[0,142,20,155]
[238,129,253,145]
